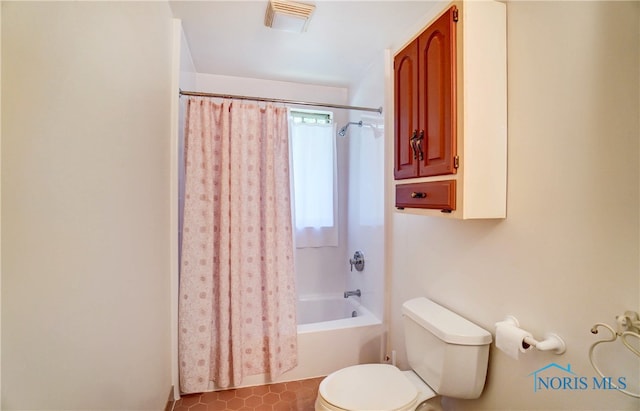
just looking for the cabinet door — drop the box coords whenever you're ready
[417,6,457,177]
[394,39,419,180]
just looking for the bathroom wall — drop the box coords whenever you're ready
[387,2,640,410]
[346,51,388,322]
[174,20,197,400]
[190,72,351,298]
[1,2,174,410]
[0,3,3,407]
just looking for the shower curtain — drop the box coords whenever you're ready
[179,97,297,393]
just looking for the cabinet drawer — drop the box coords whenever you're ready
[395,180,456,211]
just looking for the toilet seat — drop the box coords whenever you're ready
[317,364,420,411]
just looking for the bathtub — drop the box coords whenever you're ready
[226,294,384,389]
[298,294,377,328]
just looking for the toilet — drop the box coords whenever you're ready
[315,297,493,411]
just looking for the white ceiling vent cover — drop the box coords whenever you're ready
[265,0,316,33]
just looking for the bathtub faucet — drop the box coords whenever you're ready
[344,289,361,298]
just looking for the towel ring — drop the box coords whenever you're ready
[589,322,640,398]
[621,331,640,358]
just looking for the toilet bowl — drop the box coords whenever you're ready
[314,297,492,411]
[315,364,441,411]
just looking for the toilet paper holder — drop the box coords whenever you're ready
[497,316,566,354]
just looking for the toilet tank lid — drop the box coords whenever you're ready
[402,297,492,345]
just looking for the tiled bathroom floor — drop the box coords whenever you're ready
[172,376,324,411]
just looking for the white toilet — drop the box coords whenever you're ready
[315,297,493,411]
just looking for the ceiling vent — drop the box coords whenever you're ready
[264,0,315,33]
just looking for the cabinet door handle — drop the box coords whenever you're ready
[416,130,424,161]
[411,192,427,199]
[410,130,418,160]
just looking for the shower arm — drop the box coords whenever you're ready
[337,121,363,137]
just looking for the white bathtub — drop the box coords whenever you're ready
[223,294,384,389]
[291,294,384,379]
[298,294,375,328]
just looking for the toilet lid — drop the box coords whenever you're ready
[319,364,418,411]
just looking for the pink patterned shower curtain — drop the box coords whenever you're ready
[179,97,297,393]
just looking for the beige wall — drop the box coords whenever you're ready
[387,1,640,410]
[2,1,638,410]
[1,2,173,410]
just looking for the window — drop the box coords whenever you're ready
[289,110,338,248]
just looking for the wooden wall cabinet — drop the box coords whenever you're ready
[393,0,507,219]
[394,6,457,180]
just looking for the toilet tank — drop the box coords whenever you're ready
[402,297,492,399]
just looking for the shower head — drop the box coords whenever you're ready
[337,121,363,137]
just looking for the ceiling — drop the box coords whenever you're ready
[169,1,444,88]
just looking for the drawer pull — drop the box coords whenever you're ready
[411,192,427,199]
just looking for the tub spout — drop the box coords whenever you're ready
[344,289,361,298]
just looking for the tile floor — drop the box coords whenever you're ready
[172,376,324,411]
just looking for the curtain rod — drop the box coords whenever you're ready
[179,89,383,115]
